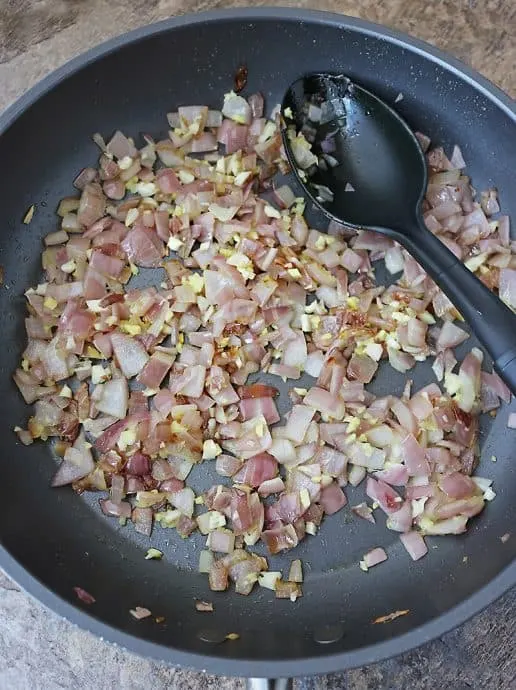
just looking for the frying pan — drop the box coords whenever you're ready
[1,7,515,687]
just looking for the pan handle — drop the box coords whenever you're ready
[247,679,294,690]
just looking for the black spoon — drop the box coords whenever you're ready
[282,73,516,393]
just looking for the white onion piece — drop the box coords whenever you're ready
[269,438,297,464]
[304,351,325,377]
[449,144,466,169]
[44,230,68,246]
[197,511,226,535]
[288,559,303,583]
[168,457,194,481]
[386,501,413,532]
[391,399,417,435]
[207,529,235,553]
[215,454,243,477]
[199,550,214,573]
[222,92,252,125]
[499,268,516,309]
[384,246,405,274]
[436,321,469,351]
[169,487,195,518]
[207,110,223,127]
[274,185,296,209]
[304,387,345,419]
[111,333,149,378]
[51,432,94,487]
[94,378,128,419]
[365,425,394,448]
[348,464,366,487]
[418,515,468,535]
[42,338,70,381]
[284,405,315,442]
[283,332,307,369]
[258,477,285,496]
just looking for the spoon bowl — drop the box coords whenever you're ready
[282,72,516,392]
[282,73,427,233]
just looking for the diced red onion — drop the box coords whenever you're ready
[351,502,375,523]
[399,531,428,560]
[320,483,347,515]
[51,432,94,486]
[14,91,506,602]
[111,332,149,378]
[95,377,128,419]
[132,507,153,536]
[363,547,388,568]
[73,587,96,605]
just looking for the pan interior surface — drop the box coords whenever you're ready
[0,10,515,675]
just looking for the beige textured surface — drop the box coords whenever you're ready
[0,0,515,114]
[0,1,515,688]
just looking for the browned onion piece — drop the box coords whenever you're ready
[275,580,302,600]
[209,560,229,592]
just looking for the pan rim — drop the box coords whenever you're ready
[1,6,515,678]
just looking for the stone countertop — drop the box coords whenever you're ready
[0,1,515,688]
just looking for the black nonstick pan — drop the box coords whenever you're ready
[0,8,515,687]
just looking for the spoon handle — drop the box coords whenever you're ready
[401,221,516,393]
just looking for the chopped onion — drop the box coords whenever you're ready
[51,432,94,487]
[288,559,303,583]
[222,92,252,125]
[361,547,388,569]
[73,586,96,605]
[14,89,508,605]
[351,502,375,524]
[199,549,214,573]
[195,600,214,612]
[94,377,128,419]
